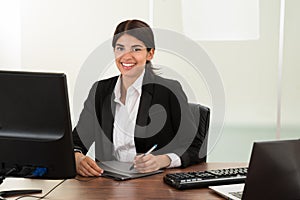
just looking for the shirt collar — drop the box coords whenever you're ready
[114,69,145,102]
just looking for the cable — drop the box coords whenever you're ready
[0,168,17,185]
[14,179,66,200]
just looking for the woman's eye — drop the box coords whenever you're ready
[132,48,142,52]
[116,47,124,51]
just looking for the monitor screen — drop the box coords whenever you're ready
[0,70,76,179]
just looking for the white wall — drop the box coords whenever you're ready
[0,0,21,69]
[1,0,299,161]
[20,0,150,124]
[282,0,300,127]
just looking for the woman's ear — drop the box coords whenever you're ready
[146,48,155,61]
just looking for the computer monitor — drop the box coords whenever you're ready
[0,70,76,179]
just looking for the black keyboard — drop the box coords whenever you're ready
[163,167,247,190]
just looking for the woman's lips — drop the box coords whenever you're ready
[122,62,135,70]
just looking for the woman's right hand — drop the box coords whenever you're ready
[75,152,103,177]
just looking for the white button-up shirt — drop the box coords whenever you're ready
[112,70,181,168]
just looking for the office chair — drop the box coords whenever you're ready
[188,103,210,163]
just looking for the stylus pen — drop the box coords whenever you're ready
[129,144,158,170]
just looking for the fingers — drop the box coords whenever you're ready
[75,153,103,177]
[134,154,160,173]
[134,154,172,173]
[78,158,102,176]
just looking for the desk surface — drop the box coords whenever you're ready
[1,162,247,200]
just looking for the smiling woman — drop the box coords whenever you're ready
[113,34,154,85]
[112,20,156,78]
[72,19,205,177]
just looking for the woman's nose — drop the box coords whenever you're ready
[120,50,134,59]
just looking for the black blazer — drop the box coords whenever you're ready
[73,69,203,168]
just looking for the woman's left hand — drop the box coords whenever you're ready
[133,154,171,173]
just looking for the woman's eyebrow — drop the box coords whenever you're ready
[115,43,124,47]
[131,44,144,48]
[116,43,144,47]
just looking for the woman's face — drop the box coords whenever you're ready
[114,34,154,80]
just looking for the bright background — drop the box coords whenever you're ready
[1,0,299,162]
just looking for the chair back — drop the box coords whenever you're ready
[189,103,210,162]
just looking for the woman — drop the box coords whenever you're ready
[73,19,203,177]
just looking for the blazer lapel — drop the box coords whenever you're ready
[95,77,118,143]
[101,94,116,142]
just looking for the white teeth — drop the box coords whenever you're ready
[122,63,134,67]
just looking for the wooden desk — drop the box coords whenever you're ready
[1,163,247,200]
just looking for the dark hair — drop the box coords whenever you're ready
[112,19,155,50]
[112,19,157,73]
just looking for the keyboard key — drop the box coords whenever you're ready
[164,167,248,190]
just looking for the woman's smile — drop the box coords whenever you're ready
[121,62,135,70]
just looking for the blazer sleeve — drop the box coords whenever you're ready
[72,82,98,155]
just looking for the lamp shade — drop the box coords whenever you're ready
[182,0,259,40]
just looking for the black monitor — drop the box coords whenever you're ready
[0,70,76,180]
